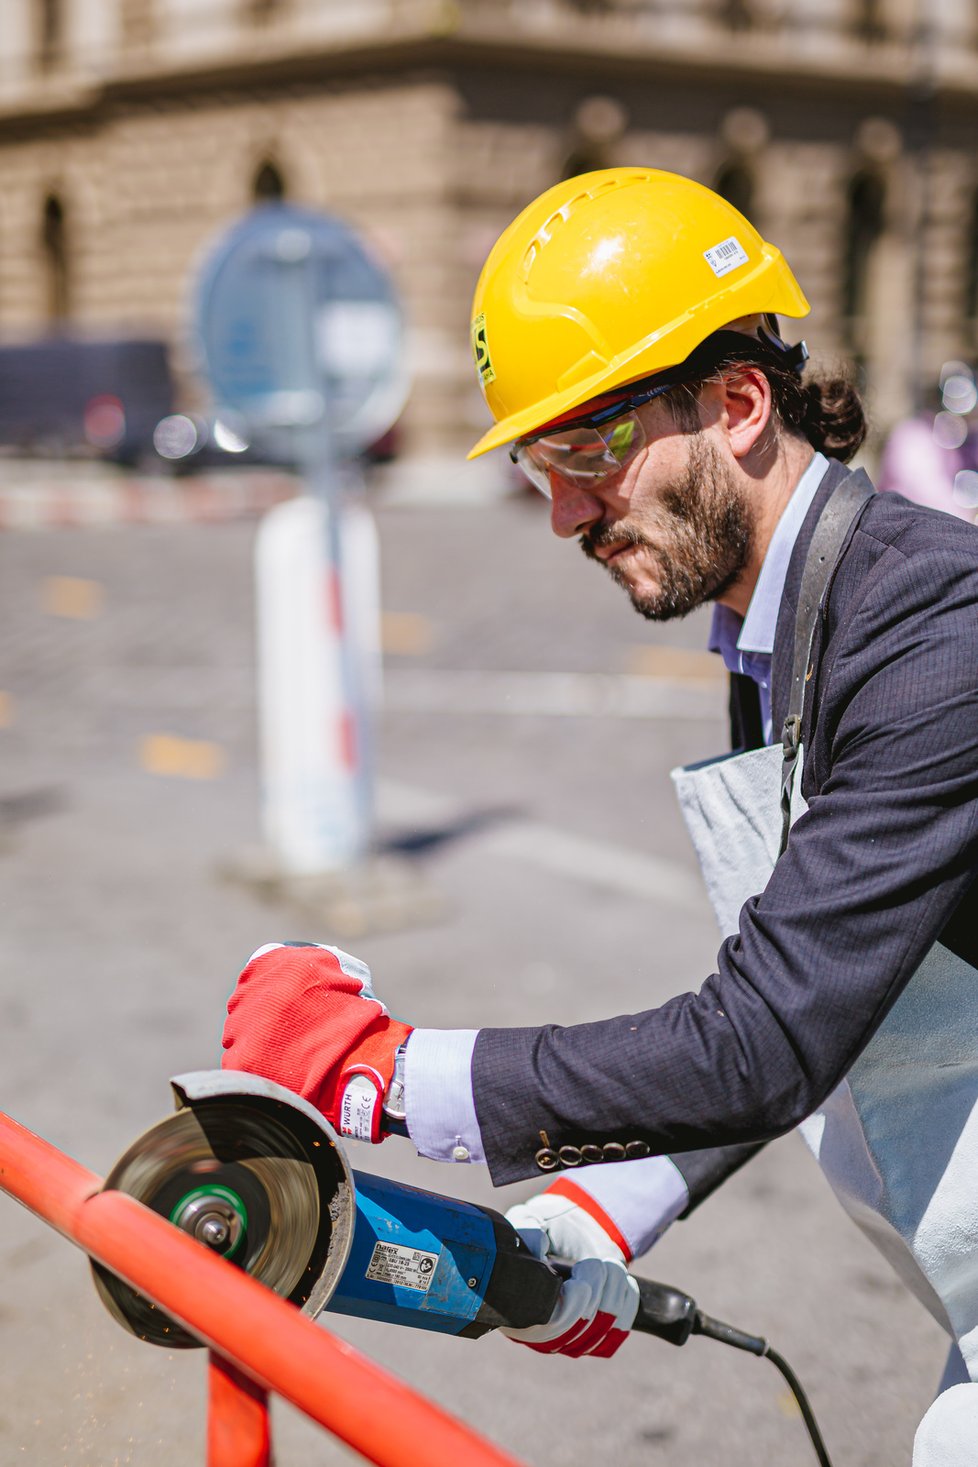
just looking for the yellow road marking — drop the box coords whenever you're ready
[623,645,724,682]
[140,734,226,780]
[41,576,104,620]
[381,612,433,656]
[0,692,11,728]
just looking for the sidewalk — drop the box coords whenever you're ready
[0,460,300,530]
[0,453,512,529]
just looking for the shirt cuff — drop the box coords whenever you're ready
[559,1155,689,1260]
[404,1029,485,1165]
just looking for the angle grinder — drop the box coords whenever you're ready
[92,1071,833,1466]
[93,1070,560,1348]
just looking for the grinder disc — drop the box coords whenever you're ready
[92,1100,322,1348]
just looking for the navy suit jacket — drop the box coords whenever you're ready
[472,460,978,1191]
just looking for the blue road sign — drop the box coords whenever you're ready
[195,204,407,461]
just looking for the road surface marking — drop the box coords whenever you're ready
[40,576,104,619]
[0,692,11,727]
[623,644,723,682]
[382,667,724,721]
[381,612,434,655]
[140,734,226,780]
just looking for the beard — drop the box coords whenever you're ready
[580,435,754,621]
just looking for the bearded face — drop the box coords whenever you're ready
[579,432,755,621]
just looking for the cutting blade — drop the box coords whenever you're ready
[92,1099,323,1348]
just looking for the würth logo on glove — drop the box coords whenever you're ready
[339,1068,388,1143]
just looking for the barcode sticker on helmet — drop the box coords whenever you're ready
[704,236,749,278]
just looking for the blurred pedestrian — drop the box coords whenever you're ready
[878,361,978,523]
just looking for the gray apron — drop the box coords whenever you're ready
[672,477,978,1392]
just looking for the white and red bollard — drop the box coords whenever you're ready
[255,489,381,875]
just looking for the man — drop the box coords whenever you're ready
[223,171,978,1457]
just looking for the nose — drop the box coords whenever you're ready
[549,477,605,539]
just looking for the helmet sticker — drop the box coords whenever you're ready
[471,313,496,387]
[703,236,750,279]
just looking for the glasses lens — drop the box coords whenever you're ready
[514,413,645,499]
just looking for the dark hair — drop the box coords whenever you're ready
[666,344,867,464]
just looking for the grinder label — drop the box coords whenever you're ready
[365,1241,439,1292]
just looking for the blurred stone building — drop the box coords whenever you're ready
[1,0,977,465]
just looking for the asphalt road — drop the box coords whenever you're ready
[0,484,949,1466]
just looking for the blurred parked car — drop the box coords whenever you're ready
[0,336,175,465]
[151,409,401,473]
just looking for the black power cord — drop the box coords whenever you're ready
[693,1311,832,1467]
[629,1277,834,1467]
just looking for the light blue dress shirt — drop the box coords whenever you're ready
[707,452,828,743]
[404,452,832,1187]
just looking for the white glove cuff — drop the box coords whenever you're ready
[506,1191,627,1265]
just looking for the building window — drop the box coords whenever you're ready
[560,144,607,182]
[42,195,70,323]
[120,1,155,48]
[253,161,287,202]
[714,160,755,222]
[853,0,886,43]
[842,169,885,354]
[37,0,63,69]
[560,96,626,183]
[721,0,754,30]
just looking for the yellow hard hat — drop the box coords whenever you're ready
[468,167,810,458]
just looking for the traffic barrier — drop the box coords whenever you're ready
[0,1108,527,1467]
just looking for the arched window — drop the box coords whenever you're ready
[714,160,755,222]
[560,146,607,183]
[560,96,626,184]
[721,0,753,29]
[38,0,63,67]
[842,169,885,353]
[120,0,156,47]
[42,195,70,322]
[853,0,885,43]
[253,160,286,202]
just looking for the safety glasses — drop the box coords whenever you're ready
[509,374,684,499]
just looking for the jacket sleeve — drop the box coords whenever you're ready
[670,1142,766,1215]
[473,537,978,1185]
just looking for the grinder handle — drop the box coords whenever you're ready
[631,1276,698,1346]
[552,1262,697,1348]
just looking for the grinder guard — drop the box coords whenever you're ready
[92,1071,356,1348]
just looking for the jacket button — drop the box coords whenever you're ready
[580,1145,604,1164]
[558,1146,582,1167]
[602,1142,626,1161]
[625,1141,651,1159]
[535,1148,559,1171]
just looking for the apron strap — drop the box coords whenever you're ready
[779,470,875,855]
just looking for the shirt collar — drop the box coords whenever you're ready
[711,451,829,659]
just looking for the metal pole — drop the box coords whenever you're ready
[208,1354,272,1467]
[0,1110,527,1467]
[254,229,374,874]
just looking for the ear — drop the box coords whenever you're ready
[711,367,773,460]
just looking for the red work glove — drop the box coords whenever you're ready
[222,942,412,1143]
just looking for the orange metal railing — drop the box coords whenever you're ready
[0,1108,528,1467]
